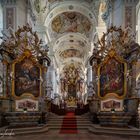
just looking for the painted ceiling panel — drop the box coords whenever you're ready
[60,49,83,59]
[51,12,92,38]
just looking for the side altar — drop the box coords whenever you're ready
[88,26,140,127]
[0,25,51,127]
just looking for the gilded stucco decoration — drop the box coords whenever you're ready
[90,25,140,102]
[90,26,140,65]
[0,24,50,64]
[62,63,83,85]
[0,24,51,101]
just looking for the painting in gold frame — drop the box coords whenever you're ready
[97,49,127,99]
[12,50,42,99]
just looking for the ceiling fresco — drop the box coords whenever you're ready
[59,49,83,59]
[51,12,92,37]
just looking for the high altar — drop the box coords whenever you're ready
[60,63,85,108]
[0,25,51,127]
[89,26,140,127]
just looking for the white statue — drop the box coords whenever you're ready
[55,97,60,107]
[88,82,95,97]
[63,91,67,98]
[77,91,81,98]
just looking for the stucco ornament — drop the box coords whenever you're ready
[101,0,112,22]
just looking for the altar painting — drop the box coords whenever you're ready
[101,99,123,111]
[16,99,38,111]
[67,84,77,107]
[15,58,40,97]
[99,58,124,98]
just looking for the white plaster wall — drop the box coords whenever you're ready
[16,0,27,27]
[112,0,124,27]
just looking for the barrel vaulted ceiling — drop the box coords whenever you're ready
[33,0,100,78]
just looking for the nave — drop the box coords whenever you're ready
[0,0,140,139]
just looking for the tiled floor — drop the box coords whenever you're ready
[1,130,140,140]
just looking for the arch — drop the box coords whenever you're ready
[53,33,90,52]
[44,3,97,41]
[44,2,96,28]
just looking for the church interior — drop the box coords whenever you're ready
[0,0,140,139]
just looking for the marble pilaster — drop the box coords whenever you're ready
[136,25,140,45]
[87,65,93,86]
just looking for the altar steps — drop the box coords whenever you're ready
[0,113,91,136]
[89,124,140,136]
[47,113,91,132]
[0,125,49,136]
[1,113,140,136]
[48,113,140,136]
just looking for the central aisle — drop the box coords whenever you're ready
[59,111,77,134]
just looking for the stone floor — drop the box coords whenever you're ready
[1,130,140,140]
[1,113,140,140]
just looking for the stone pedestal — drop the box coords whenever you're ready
[124,98,139,113]
[97,112,133,127]
[89,99,99,114]
[5,112,41,128]
[88,99,99,123]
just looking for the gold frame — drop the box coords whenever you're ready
[97,49,127,99]
[11,50,43,100]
